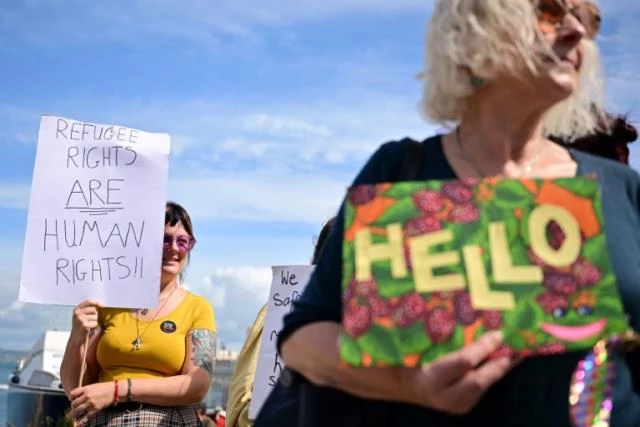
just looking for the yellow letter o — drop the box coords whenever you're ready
[528,205,581,268]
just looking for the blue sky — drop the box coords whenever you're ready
[0,0,638,351]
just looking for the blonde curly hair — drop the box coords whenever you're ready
[419,0,604,141]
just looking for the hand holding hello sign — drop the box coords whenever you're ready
[339,177,637,425]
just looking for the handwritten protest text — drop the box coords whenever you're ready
[43,219,145,250]
[19,115,170,307]
[56,256,144,285]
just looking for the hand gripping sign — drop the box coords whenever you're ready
[340,177,635,426]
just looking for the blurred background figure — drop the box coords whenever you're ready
[212,405,227,427]
[225,217,335,427]
[551,111,637,164]
[198,401,216,427]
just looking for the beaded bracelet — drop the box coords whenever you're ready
[112,380,119,407]
[569,330,640,427]
[126,378,133,402]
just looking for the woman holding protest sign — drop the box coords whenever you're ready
[272,1,640,426]
[226,217,336,427]
[60,201,216,426]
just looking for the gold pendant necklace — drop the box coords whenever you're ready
[133,337,142,351]
[132,286,178,351]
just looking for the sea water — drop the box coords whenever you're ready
[0,359,16,425]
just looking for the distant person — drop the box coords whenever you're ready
[213,406,227,427]
[551,111,637,164]
[60,201,216,426]
[225,218,336,427]
[198,402,216,427]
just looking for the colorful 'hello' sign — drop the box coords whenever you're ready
[340,177,628,367]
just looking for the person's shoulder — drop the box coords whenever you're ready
[353,135,439,185]
[256,303,268,320]
[572,149,640,207]
[371,135,438,158]
[188,291,213,305]
[184,291,216,330]
[250,304,268,332]
[573,149,640,185]
[185,291,214,311]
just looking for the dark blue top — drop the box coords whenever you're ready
[277,136,640,426]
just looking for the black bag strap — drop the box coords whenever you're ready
[397,138,426,181]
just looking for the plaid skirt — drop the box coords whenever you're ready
[82,402,201,426]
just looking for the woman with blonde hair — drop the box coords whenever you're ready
[272,1,640,426]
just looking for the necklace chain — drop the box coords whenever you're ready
[454,127,544,178]
[132,286,178,351]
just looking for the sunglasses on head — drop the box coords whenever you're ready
[536,0,601,39]
[163,234,196,253]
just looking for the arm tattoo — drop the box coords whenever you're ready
[190,329,217,376]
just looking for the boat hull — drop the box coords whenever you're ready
[6,384,70,427]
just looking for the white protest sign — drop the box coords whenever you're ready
[19,115,170,308]
[249,265,315,420]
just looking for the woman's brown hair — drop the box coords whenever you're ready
[551,113,637,165]
[165,201,195,239]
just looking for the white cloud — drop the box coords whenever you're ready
[116,87,429,161]
[0,85,432,163]
[1,0,432,48]
[215,138,270,159]
[0,86,435,222]
[0,265,273,351]
[191,266,272,349]
[171,134,198,157]
[201,266,272,299]
[242,113,331,139]
[0,105,38,123]
[15,132,36,144]
[0,270,73,351]
[0,182,30,210]
[169,170,344,224]
[0,105,41,146]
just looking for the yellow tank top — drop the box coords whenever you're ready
[96,292,216,382]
